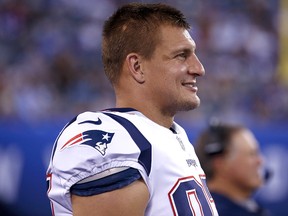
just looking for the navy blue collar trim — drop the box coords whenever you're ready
[102,108,138,113]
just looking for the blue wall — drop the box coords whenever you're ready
[0,119,287,216]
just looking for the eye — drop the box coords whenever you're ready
[176,53,187,60]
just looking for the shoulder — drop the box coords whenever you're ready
[58,110,137,146]
[50,110,149,186]
[211,192,241,214]
[54,110,146,157]
[211,192,234,204]
[211,192,267,216]
[56,111,115,150]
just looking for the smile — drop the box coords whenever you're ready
[182,82,198,91]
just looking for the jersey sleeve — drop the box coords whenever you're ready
[50,111,148,196]
[70,167,141,196]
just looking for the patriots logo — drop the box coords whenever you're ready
[61,130,115,156]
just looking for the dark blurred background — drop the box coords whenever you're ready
[0,0,287,215]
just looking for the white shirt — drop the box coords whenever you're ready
[46,108,218,216]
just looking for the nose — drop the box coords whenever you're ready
[188,54,205,77]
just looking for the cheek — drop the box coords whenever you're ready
[159,73,178,90]
[149,64,185,93]
[167,61,187,74]
[230,158,262,180]
[226,158,248,175]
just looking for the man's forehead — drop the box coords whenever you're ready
[159,26,195,45]
[183,30,195,45]
[183,29,192,39]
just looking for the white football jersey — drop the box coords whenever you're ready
[46,108,218,216]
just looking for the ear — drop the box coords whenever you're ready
[126,53,145,84]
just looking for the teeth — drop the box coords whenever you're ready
[185,83,195,87]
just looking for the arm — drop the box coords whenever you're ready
[71,178,149,216]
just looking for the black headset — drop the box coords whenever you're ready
[204,121,228,156]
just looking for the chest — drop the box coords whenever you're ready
[138,125,203,179]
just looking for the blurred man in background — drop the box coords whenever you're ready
[195,123,270,216]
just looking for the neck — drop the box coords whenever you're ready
[208,178,252,203]
[116,98,174,128]
[114,73,175,128]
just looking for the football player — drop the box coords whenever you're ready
[46,3,218,216]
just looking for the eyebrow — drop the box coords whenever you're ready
[171,47,195,56]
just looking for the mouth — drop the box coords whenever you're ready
[182,81,198,92]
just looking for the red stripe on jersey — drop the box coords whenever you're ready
[61,133,83,150]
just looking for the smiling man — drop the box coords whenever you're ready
[46,3,218,216]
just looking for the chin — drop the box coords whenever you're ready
[189,97,201,109]
[250,179,264,190]
[181,100,200,111]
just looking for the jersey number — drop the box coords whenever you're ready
[168,175,214,216]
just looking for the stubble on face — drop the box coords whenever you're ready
[153,27,202,115]
[157,78,201,119]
